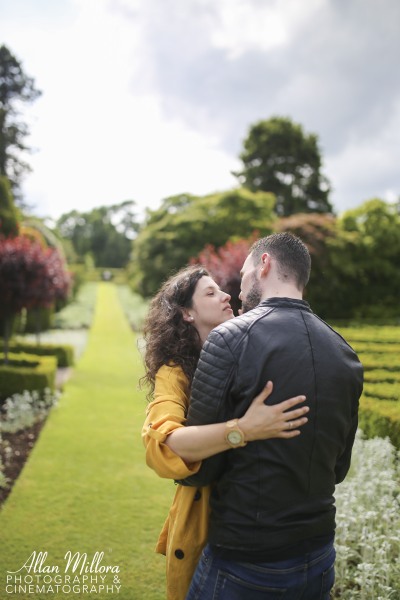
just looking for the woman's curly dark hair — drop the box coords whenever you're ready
[140,265,209,399]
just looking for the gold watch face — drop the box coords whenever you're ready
[227,430,243,445]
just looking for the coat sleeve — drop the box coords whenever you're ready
[142,365,202,479]
[178,329,237,487]
[335,402,359,483]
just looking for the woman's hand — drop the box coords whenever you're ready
[238,381,309,441]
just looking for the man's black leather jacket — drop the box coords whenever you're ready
[181,298,363,557]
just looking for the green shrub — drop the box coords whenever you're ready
[53,282,97,329]
[364,369,400,383]
[0,388,59,433]
[334,431,400,598]
[359,397,400,449]
[363,381,399,401]
[358,352,399,371]
[23,306,55,333]
[0,352,57,404]
[0,340,74,367]
[116,284,150,331]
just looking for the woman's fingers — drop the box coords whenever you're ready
[283,405,310,420]
[285,416,309,430]
[279,395,307,410]
[251,381,273,405]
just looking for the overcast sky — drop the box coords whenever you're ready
[1,0,399,220]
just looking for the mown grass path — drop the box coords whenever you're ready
[0,283,173,600]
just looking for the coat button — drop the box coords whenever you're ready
[174,549,184,560]
[194,490,202,501]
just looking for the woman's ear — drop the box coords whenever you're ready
[182,310,194,323]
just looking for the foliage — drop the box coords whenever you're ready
[275,200,400,320]
[0,388,59,434]
[336,324,400,449]
[0,175,20,237]
[20,329,88,362]
[275,212,339,317]
[333,431,400,598]
[0,236,71,314]
[0,236,72,358]
[116,284,150,331]
[0,44,41,202]
[131,188,275,297]
[55,200,138,268]
[0,352,57,403]
[53,282,97,329]
[235,116,333,216]
[0,340,74,368]
[0,439,7,489]
[334,198,400,319]
[192,236,256,314]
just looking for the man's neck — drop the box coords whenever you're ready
[261,286,303,301]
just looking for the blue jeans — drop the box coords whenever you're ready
[185,541,335,600]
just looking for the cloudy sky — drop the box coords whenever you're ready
[1,0,399,220]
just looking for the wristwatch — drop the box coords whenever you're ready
[225,419,247,448]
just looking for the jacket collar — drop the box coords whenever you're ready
[259,297,312,312]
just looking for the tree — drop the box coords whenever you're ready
[275,212,339,318]
[0,175,20,237]
[276,199,400,320]
[335,198,400,319]
[235,116,333,217]
[130,188,275,297]
[56,200,138,268]
[0,45,41,202]
[0,236,71,361]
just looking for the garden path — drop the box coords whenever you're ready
[0,283,171,600]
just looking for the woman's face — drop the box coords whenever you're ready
[187,276,233,340]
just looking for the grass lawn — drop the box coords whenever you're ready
[0,283,175,600]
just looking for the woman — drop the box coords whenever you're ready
[141,266,309,600]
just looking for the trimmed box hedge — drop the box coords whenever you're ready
[0,340,74,367]
[0,352,57,403]
[359,396,400,449]
[336,324,400,449]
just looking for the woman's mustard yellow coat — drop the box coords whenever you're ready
[142,365,210,600]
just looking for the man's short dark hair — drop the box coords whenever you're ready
[250,232,311,291]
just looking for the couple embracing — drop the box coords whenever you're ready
[141,232,363,600]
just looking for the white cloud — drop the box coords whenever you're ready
[2,0,400,220]
[3,0,237,218]
[210,0,326,58]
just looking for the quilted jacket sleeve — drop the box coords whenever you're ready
[178,328,238,487]
[142,365,202,479]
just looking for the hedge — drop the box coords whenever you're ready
[359,396,400,449]
[0,340,74,367]
[336,325,400,449]
[0,352,57,403]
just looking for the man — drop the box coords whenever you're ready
[181,232,363,600]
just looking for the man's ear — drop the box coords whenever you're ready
[260,253,271,277]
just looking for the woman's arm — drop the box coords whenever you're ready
[165,381,308,464]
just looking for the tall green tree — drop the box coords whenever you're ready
[0,45,41,202]
[0,175,20,237]
[335,198,400,319]
[277,200,400,320]
[130,188,276,297]
[56,200,138,268]
[235,116,333,217]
